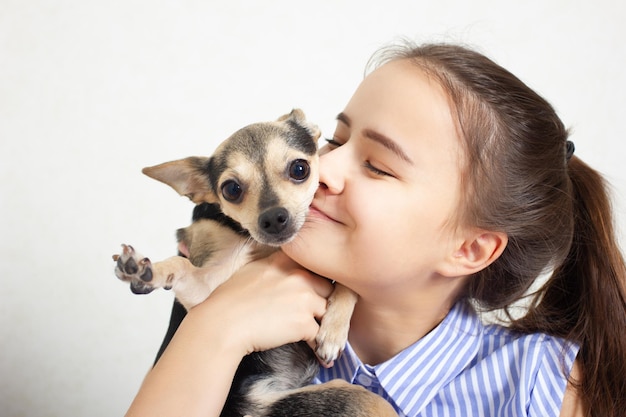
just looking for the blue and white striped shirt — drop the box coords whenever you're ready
[315,301,579,417]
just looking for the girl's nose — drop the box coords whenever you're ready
[317,145,346,195]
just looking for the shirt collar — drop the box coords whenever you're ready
[322,301,484,417]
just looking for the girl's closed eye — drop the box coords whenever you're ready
[324,138,395,177]
[325,137,344,148]
[364,161,393,177]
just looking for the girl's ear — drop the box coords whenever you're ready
[437,230,508,278]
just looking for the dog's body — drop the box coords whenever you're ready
[114,110,397,416]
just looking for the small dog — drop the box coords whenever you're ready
[113,109,397,417]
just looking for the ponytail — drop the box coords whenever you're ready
[513,156,626,415]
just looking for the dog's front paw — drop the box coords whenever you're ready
[113,244,156,294]
[315,321,350,366]
[314,284,359,365]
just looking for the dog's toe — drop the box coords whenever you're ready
[122,256,139,274]
[130,280,155,295]
[138,258,153,281]
[315,338,344,365]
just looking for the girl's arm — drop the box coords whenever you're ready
[559,360,586,417]
[125,251,332,417]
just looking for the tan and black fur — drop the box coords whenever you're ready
[113,109,397,417]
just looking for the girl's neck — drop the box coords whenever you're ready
[348,292,456,366]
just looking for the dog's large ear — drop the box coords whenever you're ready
[277,108,321,141]
[142,157,217,204]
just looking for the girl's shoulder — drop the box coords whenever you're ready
[480,318,579,361]
[475,319,580,414]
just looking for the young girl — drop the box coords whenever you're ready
[126,42,626,417]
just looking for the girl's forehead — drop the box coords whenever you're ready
[349,60,458,145]
[352,60,452,117]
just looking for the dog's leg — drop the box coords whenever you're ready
[314,284,359,365]
[113,244,218,309]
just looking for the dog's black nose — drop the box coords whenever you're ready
[259,207,289,235]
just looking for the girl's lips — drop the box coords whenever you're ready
[309,204,341,224]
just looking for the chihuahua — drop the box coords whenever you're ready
[113,109,397,417]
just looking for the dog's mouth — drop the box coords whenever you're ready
[253,225,300,247]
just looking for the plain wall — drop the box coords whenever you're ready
[1,1,625,416]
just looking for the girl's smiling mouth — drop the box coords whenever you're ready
[309,204,342,224]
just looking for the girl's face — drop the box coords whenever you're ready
[283,60,468,302]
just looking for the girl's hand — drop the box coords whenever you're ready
[188,250,334,356]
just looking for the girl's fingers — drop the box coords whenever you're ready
[200,251,334,354]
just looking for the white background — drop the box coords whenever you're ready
[1,1,625,416]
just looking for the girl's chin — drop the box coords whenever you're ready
[282,237,322,269]
[280,239,308,263]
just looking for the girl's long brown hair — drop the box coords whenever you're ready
[374,42,626,415]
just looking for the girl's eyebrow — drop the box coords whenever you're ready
[336,112,414,165]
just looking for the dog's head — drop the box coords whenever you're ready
[143,109,320,246]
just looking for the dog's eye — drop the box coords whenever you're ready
[289,159,310,181]
[221,180,243,202]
